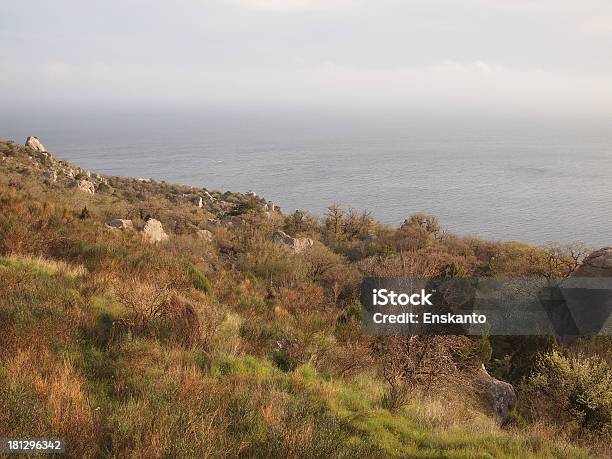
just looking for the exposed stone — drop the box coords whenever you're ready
[43,169,57,182]
[142,218,169,243]
[25,136,46,153]
[106,219,133,230]
[272,230,314,253]
[474,365,517,423]
[185,195,204,208]
[573,247,612,277]
[222,216,242,227]
[69,179,95,194]
[196,229,213,241]
[207,219,222,229]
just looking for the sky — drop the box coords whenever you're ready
[2,0,612,118]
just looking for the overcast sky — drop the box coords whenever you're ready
[2,0,612,117]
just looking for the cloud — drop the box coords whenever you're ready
[3,59,612,118]
[227,0,356,12]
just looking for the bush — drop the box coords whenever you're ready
[186,262,212,295]
[521,350,612,436]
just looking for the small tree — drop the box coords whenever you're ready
[401,213,441,236]
[323,204,345,242]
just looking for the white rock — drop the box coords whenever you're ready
[106,219,133,230]
[142,218,169,243]
[25,136,46,153]
[272,230,314,253]
[69,179,95,194]
[196,229,213,241]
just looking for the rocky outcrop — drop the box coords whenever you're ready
[106,219,133,230]
[474,365,517,423]
[196,229,213,241]
[573,247,612,277]
[25,136,47,153]
[272,230,314,253]
[69,179,95,194]
[142,218,169,243]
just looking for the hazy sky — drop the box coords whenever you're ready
[2,0,612,117]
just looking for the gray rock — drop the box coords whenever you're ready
[25,136,47,153]
[474,365,517,422]
[272,230,314,253]
[69,179,95,194]
[106,219,133,230]
[142,218,169,243]
[207,219,222,229]
[573,247,612,277]
[222,216,242,227]
[43,169,57,183]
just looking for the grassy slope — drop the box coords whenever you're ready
[0,140,592,458]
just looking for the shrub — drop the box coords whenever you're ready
[521,350,612,436]
[186,262,212,295]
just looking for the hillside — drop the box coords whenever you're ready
[0,138,610,458]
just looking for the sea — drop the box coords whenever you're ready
[2,110,611,246]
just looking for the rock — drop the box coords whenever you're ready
[69,179,95,194]
[573,247,612,277]
[43,170,57,182]
[142,218,169,243]
[272,230,314,253]
[106,219,133,230]
[25,136,47,153]
[474,365,517,423]
[186,195,203,208]
[222,216,242,227]
[196,229,213,241]
[207,219,222,229]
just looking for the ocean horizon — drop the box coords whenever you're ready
[3,110,611,246]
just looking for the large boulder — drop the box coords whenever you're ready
[142,218,169,243]
[272,230,314,253]
[573,247,612,277]
[106,219,133,230]
[69,179,95,194]
[25,136,47,153]
[474,365,517,423]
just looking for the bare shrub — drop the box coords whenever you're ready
[373,336,478,411]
